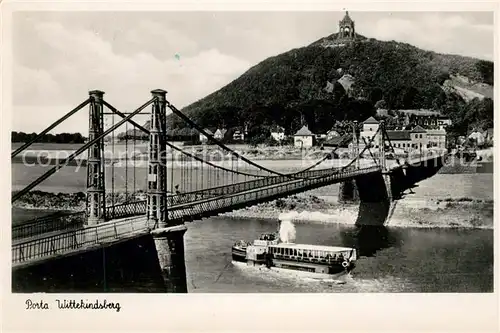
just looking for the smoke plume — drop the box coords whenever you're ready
[278,211,297,243]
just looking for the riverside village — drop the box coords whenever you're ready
[10,11,494,295]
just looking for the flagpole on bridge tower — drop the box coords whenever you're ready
[86,90,106,225]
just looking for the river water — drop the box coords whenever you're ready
[184,218,493,293]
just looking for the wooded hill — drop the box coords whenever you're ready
[167,35,494,138]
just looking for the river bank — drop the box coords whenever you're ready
[12,189,493,230]
[221,194,493,229]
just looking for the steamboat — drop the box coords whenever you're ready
[232,232,356,278]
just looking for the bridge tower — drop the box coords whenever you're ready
[147,89,188,293]
[86,90,106,225]
[378,120,386,171]
[339,121,360,203]
[378,120,393,200]
[147,89,168,226]
[353,120,360,169]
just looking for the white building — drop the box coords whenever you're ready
[232,130,245,142]
[293,125,314,148]
[270,126,286,142]
[437,117,452,129]
[426,128,447,149]
[410,125,428,150]
[386,125,429,152]
[360,116,381,148]
[386,131,412,151]
[213,128,227,140]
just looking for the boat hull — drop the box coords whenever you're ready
[231,247,247,263]
[232,261,350,280]
[268,265,349,280]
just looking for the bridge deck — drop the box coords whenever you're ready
[12,166,381,267]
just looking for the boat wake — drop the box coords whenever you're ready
[231,261,416,292]
[231,260,350,286]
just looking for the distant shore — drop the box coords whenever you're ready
[11,143,493,175]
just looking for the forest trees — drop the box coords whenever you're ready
[11,132,86,144]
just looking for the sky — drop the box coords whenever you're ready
[10,11,494,134]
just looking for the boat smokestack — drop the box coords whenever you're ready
[278,212,297,243]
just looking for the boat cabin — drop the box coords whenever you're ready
[268,243,356,264]
[253,233,279,246]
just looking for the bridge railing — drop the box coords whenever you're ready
[166,166,381,222]
[105,200,147,220]
[11,164,368,239]
[12,211,86,240]
[105,166,346,220]
[12,215,150,265]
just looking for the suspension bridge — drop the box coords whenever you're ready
[11,89,447,292]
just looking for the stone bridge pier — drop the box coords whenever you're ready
[338,156,446,226]
[351,171,392,226]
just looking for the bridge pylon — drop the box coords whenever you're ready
[147,89,169,227]
[378,120,386,172]
[86,90,106,225]
[147,89,188,293]
[353,120,359,170]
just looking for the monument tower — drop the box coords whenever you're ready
[338,11,356,41]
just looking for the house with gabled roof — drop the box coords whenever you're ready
[214,128,227,140]
[410,125,428,150]
[360,116,381,148]
[293,125,315,148]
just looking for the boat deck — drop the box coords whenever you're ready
[268,243,354,252]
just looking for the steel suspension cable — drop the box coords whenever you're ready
[166,100,346,180]
[112,113,115,214]
[11,99,91,158]
[103,104,273,178]
[12,97,156,202]
[133,125,136,198]
[165,100,296,178]
[106,100,358,181]
[340,127,382,171]
[362,136,379,165]
[125,121,129,201]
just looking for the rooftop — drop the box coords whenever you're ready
[340,11,354,24]
[411,125,427,133]
[363,116,379,125]
[398,109,441,117]
[387,130,411,141]
[324,134,352,146]
[294,125,314,136]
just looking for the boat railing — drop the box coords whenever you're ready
[273,252,345,264]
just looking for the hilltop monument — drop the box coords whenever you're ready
[317,11,358,48]
[338,11,356,41]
